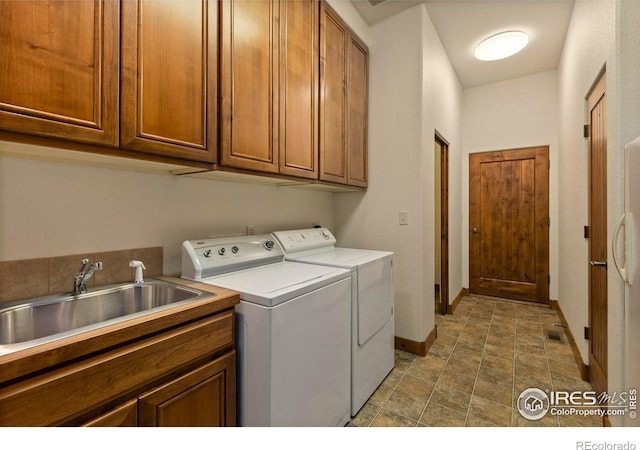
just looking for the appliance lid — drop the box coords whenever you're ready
[200,261,351,307]
[285,247,393,269]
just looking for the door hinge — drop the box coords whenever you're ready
[584,225,590,239]
[547,275,551,284]
[584,326,590,340]
[584,124,590,138]
[548,160,551,169]
[547,217,551,226]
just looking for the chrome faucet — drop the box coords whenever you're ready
[73,258,99,294]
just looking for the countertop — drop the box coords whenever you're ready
[0,276,239,385]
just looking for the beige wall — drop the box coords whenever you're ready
[333,4,463,344]
[0,142,335,276]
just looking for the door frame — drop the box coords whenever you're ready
[586,71,608,397]
[435,133,449,315]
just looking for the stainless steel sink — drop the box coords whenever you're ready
[0,280,215,354]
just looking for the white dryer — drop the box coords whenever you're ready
[182,235,351,427]
[273,227,394,416]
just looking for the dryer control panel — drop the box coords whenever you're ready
[273,227,337,253]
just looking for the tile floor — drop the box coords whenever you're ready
[348,295,603,427]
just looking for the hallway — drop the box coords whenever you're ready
[349,295,601,427]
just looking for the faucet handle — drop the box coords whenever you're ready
[77,258,90,275]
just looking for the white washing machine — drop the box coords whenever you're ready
[182,234,351,427]
[272,227,394,416]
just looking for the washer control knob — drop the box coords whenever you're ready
[231,246,239,254]
[203,249,212,258]
[218,247,226,256]
[321,230,330,239]
[264,240,275,251]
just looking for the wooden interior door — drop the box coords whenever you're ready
[435,136,449,315]
[587,73,608,397]
[469,146,549,303]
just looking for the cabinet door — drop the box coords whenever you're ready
[278,0,319,179]
[0,0,119,146]
[82,399,138,427]
[0,312,233,426]
[120,0,217,162]
[138,351,236,427]
[346,34,368,187]
[319,2,348,184]
[220,0,279,173]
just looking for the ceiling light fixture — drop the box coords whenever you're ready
[474,31,529,61]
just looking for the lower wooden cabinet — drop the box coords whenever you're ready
[82,399,138,427]
[83,352,236,427]
[139,352,235,427]
[0,310,236,427]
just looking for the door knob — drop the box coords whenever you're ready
[472,227,479,234]
[590,260,608,268]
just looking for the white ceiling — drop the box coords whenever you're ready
[350,0,575,88]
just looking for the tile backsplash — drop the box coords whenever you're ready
[0,247,163,304]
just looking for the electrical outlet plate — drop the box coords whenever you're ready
[399,211,409,226]
[246,225,255,235]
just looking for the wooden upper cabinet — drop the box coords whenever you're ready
[319,3,347,185]
[319,2,368,187]
[0,0,120,146]
[220,0,278,173]
[278,0,319,179]
[120,0,217,162]
[346,34,368,187]
[220,0,319,178]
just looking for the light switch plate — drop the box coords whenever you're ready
[399,211,409,226]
